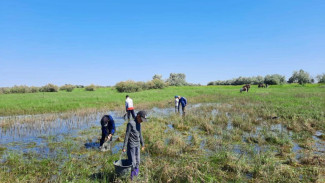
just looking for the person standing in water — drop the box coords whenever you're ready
[178,96,187,116]
[174,96,179,113]
[125,95,136,121]
[122,111,148,180]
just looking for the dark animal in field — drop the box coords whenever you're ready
[240,86,248,93]
[258,84,266,88]
[241,84,250,92]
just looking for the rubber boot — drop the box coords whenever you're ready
[130,169,136,180]
[134,168,139,176]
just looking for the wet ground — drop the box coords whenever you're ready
[0,103,324,165]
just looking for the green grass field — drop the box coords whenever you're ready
[1,84,324,124]
[1,84,325,182]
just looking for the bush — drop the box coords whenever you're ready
[10,85,30,93]
[147,79,166,89]
[115,79,167,93]
[60,84,75,92]
[40,84,59,92]
[207,76,265,85]
[115,81,142,93]
[264,74,286,85]
[0,87,10,94]
[166,73,188,86]
[288,69,312,85]
[85,84,96,91]
[316,74,325,83]
[30,86,40,93]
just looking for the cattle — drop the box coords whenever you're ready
[243,84,251,91]
[240,86,248,93]
[258,83,266,88]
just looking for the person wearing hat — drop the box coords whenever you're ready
[99,114,116,151]
[174,96,179,113]
[122,110,147,180]
[125,95,136,121]
[178,96,187,116]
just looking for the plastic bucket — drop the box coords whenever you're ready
[114,153,132,177]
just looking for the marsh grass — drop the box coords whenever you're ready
[0,84,325,182]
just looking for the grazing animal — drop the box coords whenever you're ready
[240,86,248,93]
[242,84,250,92]
[258,84,266,88]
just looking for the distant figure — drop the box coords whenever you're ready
[99,115,115,151]
[174,96,179,113]
[266,84,269,88]
[125,95,136,121]
[243,84,251,92]
[122,111,148,180]
[258,83,266,88]
[178,96,187,116]
[240,86,248,93]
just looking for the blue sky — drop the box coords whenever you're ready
[0,0,324,86]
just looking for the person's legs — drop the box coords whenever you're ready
[128,146,138,180]
[135,146,140,175]
[99,133,105,147]
[182,106,186,116]
[127,110,131,121]
[130,110,136,120]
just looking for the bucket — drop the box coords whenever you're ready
[114,152,132,177]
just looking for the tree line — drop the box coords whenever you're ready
[208,70,325,86]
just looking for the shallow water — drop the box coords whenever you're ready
[1,103,324,164]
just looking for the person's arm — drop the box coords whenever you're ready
[140,126,144,147]
[125,101,128,111]
[140,126,145,150]
[184,98,187,106]
[108,115,115,137]
[123,123,131,151]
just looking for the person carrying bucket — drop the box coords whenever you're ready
[125,95,136,121]
[122,111,147,180]
[178,96,187,116]
[99,114,115,151]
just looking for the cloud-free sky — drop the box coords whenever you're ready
[1,0,324,86]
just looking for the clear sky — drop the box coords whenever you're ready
[1,0,324,87]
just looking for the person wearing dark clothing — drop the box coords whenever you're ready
[178,96,187,116]
[99,115,116,151]
[122,111,148,180]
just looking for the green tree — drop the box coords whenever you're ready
[264,74,286,85]
[288,69,312,85]
[316,73,325,83]
[166,73,187,86]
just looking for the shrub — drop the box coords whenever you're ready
[115,80,142,93]
[147,79,166,89]
[40,84,59,92]
[208,76,265,85]
[152,74,162,80]
[85,84,96,91]
[316,73,325,83]
[264,74,286,85]
[10,85,30,93]
[115,79,167,93]
[288,69,312,85]
[30,86,40,93]
[60,84,75,92]
[166,73,188,86]
[0,87,10,94]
